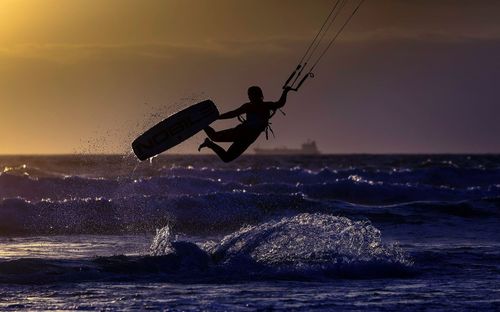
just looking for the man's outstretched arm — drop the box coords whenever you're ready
[270,87,293,110]
[218,104,248,119]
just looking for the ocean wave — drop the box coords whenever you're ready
[0,191,498,236]
[0,193,324,235]
[2,168,499,204]
[152,213,414,279]
[161,166,500,188]
[0,213,414,284]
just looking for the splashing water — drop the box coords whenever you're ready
[150,213,412,278]
[150,225,175,256]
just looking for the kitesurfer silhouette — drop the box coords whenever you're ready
[198,86,293,162]
[197,0,364,163]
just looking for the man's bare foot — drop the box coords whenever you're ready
[198,138,211,151]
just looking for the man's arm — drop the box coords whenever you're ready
[218,103,248,120]
[269,87,293,110]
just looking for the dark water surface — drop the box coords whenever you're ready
[0,155,499,310]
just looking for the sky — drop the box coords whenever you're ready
[0,0,499,154]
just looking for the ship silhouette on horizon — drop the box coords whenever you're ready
[254,140,320,155]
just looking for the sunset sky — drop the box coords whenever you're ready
[1,0,499,154]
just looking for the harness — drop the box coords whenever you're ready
[237,108,286,140]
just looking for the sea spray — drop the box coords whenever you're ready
[150,213,413,278]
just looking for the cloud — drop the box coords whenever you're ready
[0,36,306,65]
[2,25,499,66]
[346,27,500,43]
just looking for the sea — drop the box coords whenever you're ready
[0,154,498,311]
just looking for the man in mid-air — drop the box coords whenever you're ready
[198,86,293,162]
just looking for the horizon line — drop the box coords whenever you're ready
[0,152,499,157]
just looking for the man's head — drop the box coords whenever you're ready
[248,86,264,103]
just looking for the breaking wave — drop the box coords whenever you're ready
[0,213,413,284]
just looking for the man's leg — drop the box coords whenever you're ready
[204,126,241,143]
[202,132,259,163]
[222,139,255,162]
[201,140,231,162]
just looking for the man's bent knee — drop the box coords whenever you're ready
[204,126,216,138]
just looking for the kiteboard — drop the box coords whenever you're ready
[132,100,219,161]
